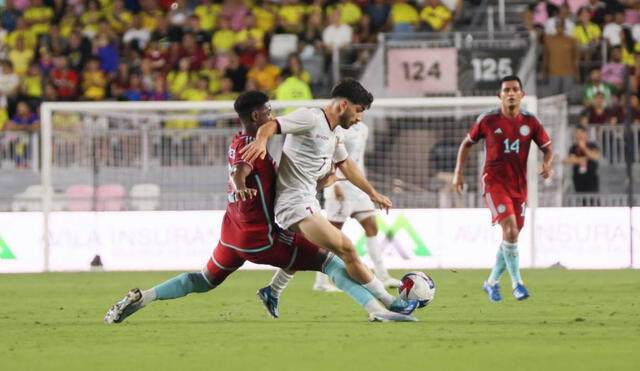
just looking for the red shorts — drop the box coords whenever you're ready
[483,189,526,230]
[202,229,328,286]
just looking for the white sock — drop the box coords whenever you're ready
[140,289,157,307]
[366,236,388,278]
[363,277,395,307]
[363,299,387,314]
[269,269,293,298]
[314,272,330,286]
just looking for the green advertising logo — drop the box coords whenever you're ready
[355,215,431,257]
[0,235,16,259]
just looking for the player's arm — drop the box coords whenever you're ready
[229,162,257,201]
[452,135,475,195]
[316,163,338,189]
[239,120,278,162]
[539,144,554,179]
[337,158,391,211]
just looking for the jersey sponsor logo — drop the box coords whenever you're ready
[0,235,16,259]
[494,128,503,134]
[315,134,330,141]
[497,204,506,213]
[519,125,530,136]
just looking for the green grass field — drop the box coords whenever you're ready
[1,269,639,371]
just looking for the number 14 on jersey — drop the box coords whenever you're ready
[504,138,520,154]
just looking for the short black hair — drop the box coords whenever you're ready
[330,78,373,109]
[234,90,269,121]
[499,75,523,90]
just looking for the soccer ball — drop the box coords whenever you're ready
[398,271,436,308]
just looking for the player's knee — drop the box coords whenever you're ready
[334,235,358,263]
[503,227,519,244]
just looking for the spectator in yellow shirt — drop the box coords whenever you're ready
[212,18,237,53]
[167,57,198,97]
[247,54,281,92]
[328,0,363,26]
[390,0,419,33]
[278,0,306,34]
[574,7,601,67]
[236,14,266,49]
[81,0,103,39]
[7,17,37,50]
[199,56,222,94]
[82,58,107,100]
[420,0,452,32]
[182,76,212,101]
[253,0,279,34]
[21,62,43,101]
[107,0,134,34]
[195,0,222,32]
[8,36,34,76]
[23,0,53,36]
[140,1,163,31]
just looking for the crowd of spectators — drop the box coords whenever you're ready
[0,0,464,133]
[523,0,640,125]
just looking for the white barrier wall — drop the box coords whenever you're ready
[0,208,637,272]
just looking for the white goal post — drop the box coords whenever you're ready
[39,96,560,271]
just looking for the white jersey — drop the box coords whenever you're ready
[325,122,369,200]
[274,108,349,228]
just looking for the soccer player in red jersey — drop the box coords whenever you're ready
[104,91,417,323]
[452,75,554,302]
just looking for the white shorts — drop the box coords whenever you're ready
[275,194,322,230]
[325,196,376,223]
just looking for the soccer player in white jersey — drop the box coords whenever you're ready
[242,79,417,316]
[315,122,402,291]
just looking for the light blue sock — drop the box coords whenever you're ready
[501,241,522,286]
[153,272,214,301]
[488,247,506,284]
[323,256,377,308]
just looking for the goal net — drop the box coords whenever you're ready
[33,96,567,214]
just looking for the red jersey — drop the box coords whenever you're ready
[220,133,277,251]
[467,108,551,198]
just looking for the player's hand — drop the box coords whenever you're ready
[370,191,391,213]
[452,172,465,195]
[240,138,267,163]
[233,188,257,201]
[540,162,553,179]
[317,165,337,189]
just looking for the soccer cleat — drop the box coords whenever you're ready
[378,275,402,289]
[312,282,343,292]
[368,312,419,322]
[104,288,143,324]
[256,286,279,319]
[482,281,502,302]
[388,298,419,315]
[513,283,530,301]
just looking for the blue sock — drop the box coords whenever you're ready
[488,247,506,284]
[323,256,377,308]
[153,272,214,300]
[501,241,522,286]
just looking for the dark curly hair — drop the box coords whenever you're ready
[234,90,269,122]
[330,78,374,109]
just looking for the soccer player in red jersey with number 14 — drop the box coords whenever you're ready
[452,75,554,302]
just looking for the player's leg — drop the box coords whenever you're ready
[482,191,511,302]
[287,233,418,321]
[291,212,399,308]
[355,213,401,288]
[104,243,242,323]
[314,196,349,292]
[504,199,529,300]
